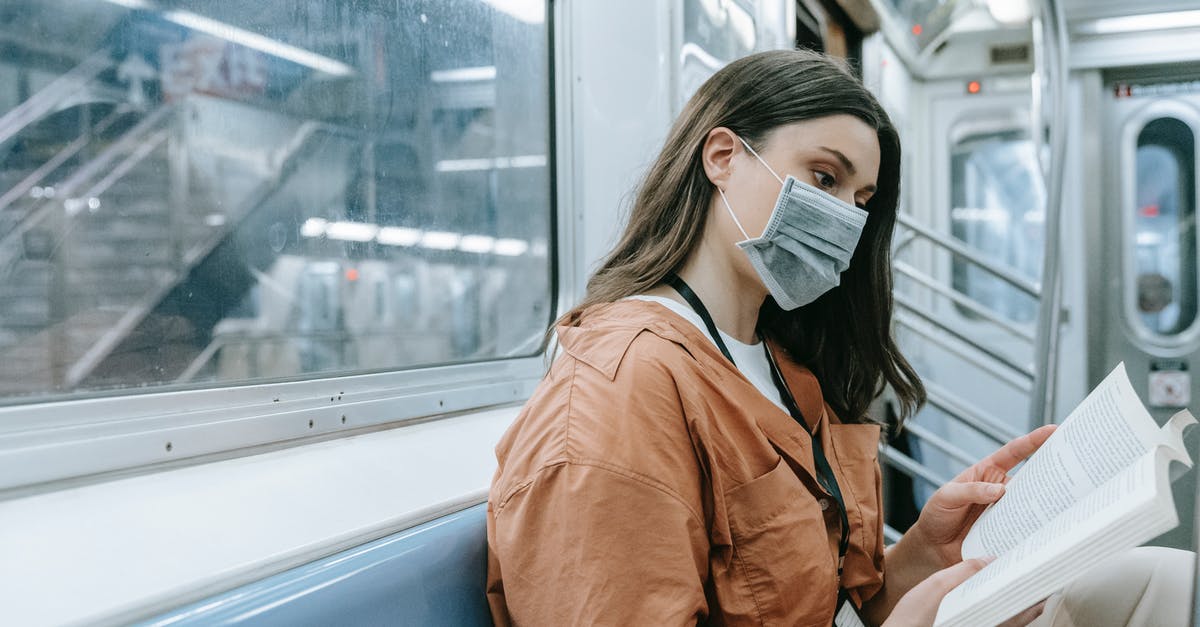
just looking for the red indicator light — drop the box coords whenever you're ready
[912,24,923,36]
[345,268,360,282]
[1140,204,1160,217]
[967,80,982,94]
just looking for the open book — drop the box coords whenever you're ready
[933,362,1196,627]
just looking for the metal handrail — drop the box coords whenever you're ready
[0,51,111,147]
[895,313,1034,393]
[896,213,1042,298]
[902,421,978,468]
[894,260,1036,342]
[0,106,130,213]
[880,444,952,487]
[894,292,1036,379]
[0,105,173,273]
[923,380,1023,445]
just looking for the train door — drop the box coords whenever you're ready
[895,80,1044,499]
[1095,67,1200,548]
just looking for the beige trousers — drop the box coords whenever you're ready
[1027,547,1194,627]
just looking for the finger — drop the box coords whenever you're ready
[979,425,1056,474]
[921,557,993,597]
[930,481,1004,509]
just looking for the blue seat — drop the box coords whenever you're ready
[140,503,493,626]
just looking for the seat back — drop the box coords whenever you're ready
[140,503,493,626]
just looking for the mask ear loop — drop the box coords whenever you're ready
[738,137,785,185]
[717,187,752,241]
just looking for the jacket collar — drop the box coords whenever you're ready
[556,300,731,380]
[558,299,831,488]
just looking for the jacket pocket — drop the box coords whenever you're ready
[827,423,884,601]
[722,457,837,627]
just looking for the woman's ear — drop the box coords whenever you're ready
[701,127,740,189]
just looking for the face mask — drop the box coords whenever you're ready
[717,137,869,311]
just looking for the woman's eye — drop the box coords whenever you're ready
[814,171,837,190]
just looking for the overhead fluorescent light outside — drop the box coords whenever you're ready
[430,66,497,83]
[377,226,422,247]
[1074,10,1200,35]
[162,9,356,76]
[436,158,494,173]
[436,154,548,172]
[493,238,529,256]
[325,221,378,242]
[483,0,544,24]
[300,218,328,237]
[508,155,547,168]
[421,231,462,250]
[105,0,154,9]
[459,235,496,253]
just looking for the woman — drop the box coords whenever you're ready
[485,49,1055,626]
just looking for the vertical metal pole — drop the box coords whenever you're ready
[1030,0,1069,429]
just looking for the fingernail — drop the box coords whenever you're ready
[981,555,996,565]
[988,484,1003,497]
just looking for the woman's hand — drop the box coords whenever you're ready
[881,558,1045,627]
[906,424,1056,567]
[863,425,1056,626]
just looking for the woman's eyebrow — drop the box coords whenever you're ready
[816,146,877,193]
[817,146,857,175]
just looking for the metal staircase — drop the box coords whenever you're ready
[0,52,336,397]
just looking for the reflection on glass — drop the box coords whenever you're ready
[948,130,1043,323]
[0,0,552,400]
[679,0,757,110]
[884,0,963,49]
[1133,117,1197,336]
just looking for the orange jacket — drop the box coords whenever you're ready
[487,300,885,626]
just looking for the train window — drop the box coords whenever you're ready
[0,0,552,401]
[948,129,1043,323]
[679,0,757,109]
[1131,117,1197,336]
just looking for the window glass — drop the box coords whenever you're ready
[679,0,757,110]
[1133,117,1197,335]
[948,130,1043,323]
[0,0,552,400]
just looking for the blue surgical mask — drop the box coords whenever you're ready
[718,137,869,310]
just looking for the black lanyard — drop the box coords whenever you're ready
[664,273,851,581]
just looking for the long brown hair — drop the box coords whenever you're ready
[556,49,924,428]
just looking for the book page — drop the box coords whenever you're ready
[961,363,1160,560]
[937,449,1166,626]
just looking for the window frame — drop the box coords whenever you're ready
[0,0,562,495]
[1121,99,1200,349]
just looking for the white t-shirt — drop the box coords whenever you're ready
[624,295,787,413]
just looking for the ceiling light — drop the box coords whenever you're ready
[1074,10,1200,35]
[325,221,378,242]
[986,0,1031,25]
[300,218,328,238]
[493,238,529,256]
[482,0,544,24]
[421,231,461,250]
[459,235,496,253]
[430,66,497,83]
[162,9,355,76]
[376,226,422,247]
